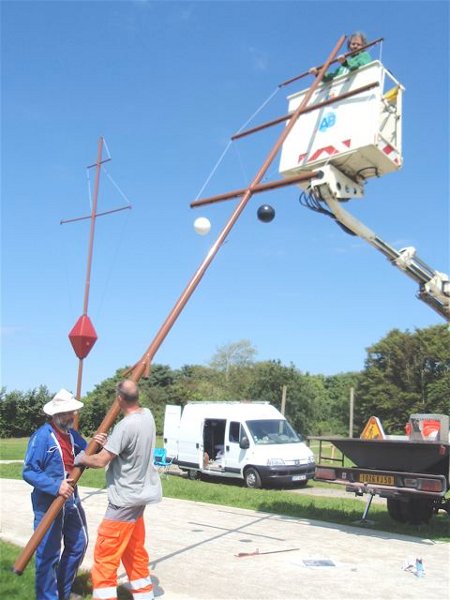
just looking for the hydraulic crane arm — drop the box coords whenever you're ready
[309,171,449,321]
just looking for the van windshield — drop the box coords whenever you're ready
[246,419,301,445]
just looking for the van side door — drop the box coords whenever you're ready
[225,421,249,475]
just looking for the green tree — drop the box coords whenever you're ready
[321,372,360,435]
[170,364,229,403]
[241,360,319,435]
[209,340,257,377]
[80,365,181,435]
[3,326,446,440]
[79,373,121,436]
[355,325,450,433]
[0,386,50,437]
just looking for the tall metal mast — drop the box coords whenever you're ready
[63,137,131,429]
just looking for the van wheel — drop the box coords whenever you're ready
[187,469,200,481]
[244,467,262,489]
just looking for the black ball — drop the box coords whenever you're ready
[257,204,275,223]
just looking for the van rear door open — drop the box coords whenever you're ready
[164,404,181,460]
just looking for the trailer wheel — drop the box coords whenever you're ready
[244,467,262,489]
[405,498,434,525]
[386,498,408,523]
[387,497,434,525]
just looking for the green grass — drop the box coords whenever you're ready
[0,541,36,600]
[2,437,337,463]
[0,540,134,600]
[0,436,116,461]
[0,437,28,460]
[2,437,449,542]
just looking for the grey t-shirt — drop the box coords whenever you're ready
[104,407,162,507]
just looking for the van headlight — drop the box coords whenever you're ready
[308,455,315,464]
[267,458,285,466]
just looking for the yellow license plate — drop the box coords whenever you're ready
[359,473,394,485]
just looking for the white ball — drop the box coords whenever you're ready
[193,216,211,236]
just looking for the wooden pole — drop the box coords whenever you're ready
[73,138,104,430]
[278,37,384,88]
[231,81,379,141]
[281,385,287,416]
[349,386,355,438]
[190,171,319,208]
[13,35,346,575]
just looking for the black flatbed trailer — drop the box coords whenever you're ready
[310,435,450,524]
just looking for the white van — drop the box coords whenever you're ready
[163,401,315,488]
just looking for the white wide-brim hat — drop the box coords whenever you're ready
[43,388,84,416]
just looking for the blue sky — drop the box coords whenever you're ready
[2,0,449,396]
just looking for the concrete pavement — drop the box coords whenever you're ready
[1,479,449,599]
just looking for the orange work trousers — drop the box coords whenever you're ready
[91,517,154,600]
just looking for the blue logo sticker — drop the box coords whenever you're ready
[319,112,336,132]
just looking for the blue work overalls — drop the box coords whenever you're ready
[23,423,88,600]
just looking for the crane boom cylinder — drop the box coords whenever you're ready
[320,190,449,321]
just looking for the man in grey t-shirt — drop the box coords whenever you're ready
[75,380,161,600]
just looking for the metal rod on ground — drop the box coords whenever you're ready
[237,547,299,557]
[13,35,345,575]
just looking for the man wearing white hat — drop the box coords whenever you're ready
[23,388,106,600]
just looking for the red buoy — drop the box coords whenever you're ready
[68,315,98,359]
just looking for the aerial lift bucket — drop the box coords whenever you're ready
[279,60,404,194]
